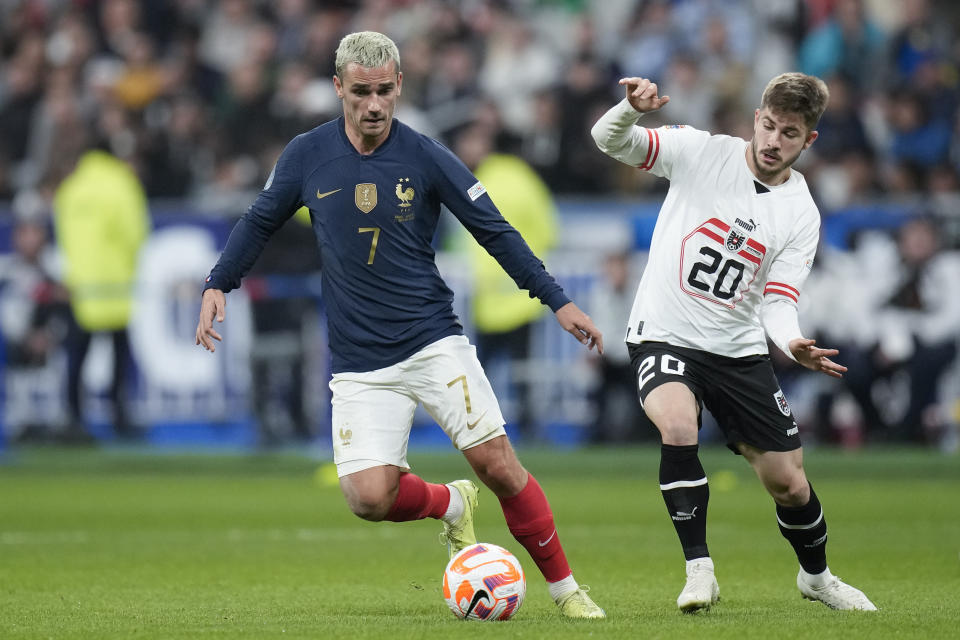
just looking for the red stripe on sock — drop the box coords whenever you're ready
[385,473,450,522]
[498,473,571,582]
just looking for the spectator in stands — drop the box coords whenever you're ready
[886,0,954,89]
[617,0,675,83]
[198,0,260,75]
[0,34,45,195]
[480,9,561,134]
[422,40,483,140]
[20,66,88,193]
[53,139,150,441]
[696,12,752,120]
[164,24,224,104]
[0,196,72,442]
[812,75,873,161]
[111,31,166,112]
[842,217,960,444]
[799,0,885,92]
[888,94,953,172]
[140,91,209,199]
[554,51,620,194]
[247,208,321,448]
[660,53,715,131]
[587,250,647,443]
[808,74,879,209]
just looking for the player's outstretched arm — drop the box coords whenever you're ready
[789,338,847,378]
[554,302,604,355]
[196,288,226,352]
[619,77,670,113]
[591,77,670,165]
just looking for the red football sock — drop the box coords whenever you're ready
[384,473,450,522]
[498,473,572,582]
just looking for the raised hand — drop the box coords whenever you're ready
[619,77,670,113]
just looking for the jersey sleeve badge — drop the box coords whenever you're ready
[467,181,486,201]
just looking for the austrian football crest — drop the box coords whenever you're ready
[773,390,791,416]
[725,229,746,252]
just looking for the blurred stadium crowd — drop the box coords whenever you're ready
[0,0,958,207]
[1,0,959,450]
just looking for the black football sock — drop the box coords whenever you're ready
[776,483,828,574]
[659,444,710,561]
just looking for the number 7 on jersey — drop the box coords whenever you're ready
[358,227,380,265]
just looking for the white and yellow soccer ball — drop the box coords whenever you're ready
[442,543,526,621]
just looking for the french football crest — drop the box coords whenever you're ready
[355,183,377,213]
[725,229,746,251]
[773,390,791,416]
[395,177,414,208]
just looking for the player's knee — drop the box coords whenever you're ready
[769,476,809,507]
[657,418,699,445]
[785,478,812,506]
[344,492,392,521]
[473,455,526,497]
[340,480,395,521]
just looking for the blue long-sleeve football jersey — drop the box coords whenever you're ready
[204,117,571,373]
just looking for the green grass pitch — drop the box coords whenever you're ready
[1,445,957,639]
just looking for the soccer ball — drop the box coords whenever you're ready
[442,543,526,621]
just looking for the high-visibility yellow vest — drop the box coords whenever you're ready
[466,153,558,334]
[53,150,150,331]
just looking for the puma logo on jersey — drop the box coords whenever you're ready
[672,506,698,521]
[735,217,757,232]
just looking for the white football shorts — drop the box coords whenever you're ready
[330,335,507,477]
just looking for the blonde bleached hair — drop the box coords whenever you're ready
[760,72,830,131]
[334,31,401,78]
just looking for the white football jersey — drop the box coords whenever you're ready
[624,124,820,357]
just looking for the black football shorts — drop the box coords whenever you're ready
[628,341,801,454]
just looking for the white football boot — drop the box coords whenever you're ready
[797,569,878,611]
[677,557,720,612]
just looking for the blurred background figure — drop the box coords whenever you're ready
[587,250,647,444]
[799,0,885,92]
[53,141,150,442]
[452,122,559,442]
[841,217,960,446]
[0,193,71,442]
[246,208,321,448]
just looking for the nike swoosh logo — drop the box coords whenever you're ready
[316,188,342,199]
[464,589,490,618]
[538,529,557,547]
[466,410,488,430]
